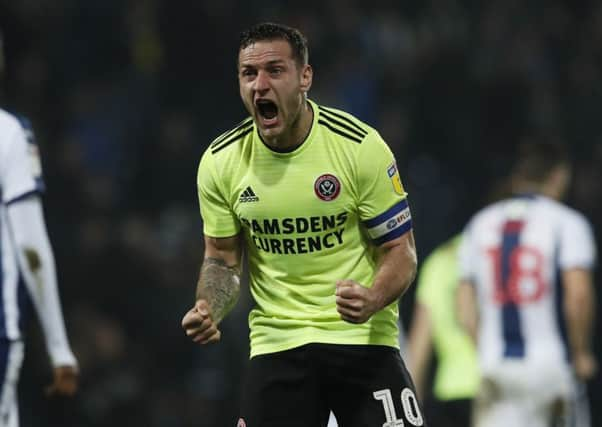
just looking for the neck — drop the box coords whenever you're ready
[262,101,313,152]
[512,180,559,200]
[513,183,542,195]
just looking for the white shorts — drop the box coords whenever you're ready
[0,340,24,427]
[474,361,573,427]
[327,411,338,427]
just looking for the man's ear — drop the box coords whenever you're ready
[300,64,313,93]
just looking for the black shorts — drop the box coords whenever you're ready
[239,343,426,427]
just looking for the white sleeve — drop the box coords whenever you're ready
[559,212,597,270]
[0,118,44,204]
[6,195,77,367]
[458,224,475,281]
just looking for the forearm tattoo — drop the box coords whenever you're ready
[196,257,241,323]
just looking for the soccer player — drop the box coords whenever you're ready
[0,110,79,425]
[0,35,78,426]
[407,234,479,427]
[181,22,424,426]
[457,140,597,427]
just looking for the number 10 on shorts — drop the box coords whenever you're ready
[373,388,424,427]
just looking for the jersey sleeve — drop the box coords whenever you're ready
[197,149,241,237]
[1,117,44,204]
[558,211,597,270]
[357,131,411,245]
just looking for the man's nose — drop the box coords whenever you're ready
[253,70,270,92]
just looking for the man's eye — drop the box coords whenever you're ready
[270,68,282,75]
[242,69,256,77]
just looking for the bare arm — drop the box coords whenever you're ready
[336,231,417,323]
[563,268,597,380]
[407,302,433,401]
[372,230,418,306]
[456,280,478,343]
[182,234,243,344]
[196,234,243,323]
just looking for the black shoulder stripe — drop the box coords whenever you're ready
[318,106,368,136]
[320,111,367,140]
[318,119,362,144]
[211,126,253,154]
[210,118,253,148]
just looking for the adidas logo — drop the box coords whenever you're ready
[239,186,259,203]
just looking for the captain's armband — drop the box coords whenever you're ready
[363,199,412,246]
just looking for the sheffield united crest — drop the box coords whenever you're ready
[314,174,341,201]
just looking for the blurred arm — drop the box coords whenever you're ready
[407,302,433,401]
[6,195,77,368]
[563,268,597,380]
[456,280,478,343]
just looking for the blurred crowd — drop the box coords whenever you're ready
[0,0,601,426]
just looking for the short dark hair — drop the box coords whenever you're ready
[512,138,570,182]
[239,22,308,67]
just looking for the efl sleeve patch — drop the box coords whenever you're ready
[363,199,412,245]
[387,162,404,195]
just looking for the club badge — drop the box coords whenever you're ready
[314,174,341,201]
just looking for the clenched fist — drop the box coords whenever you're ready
[45,365,78,397]
[335,280,379,324]
[182,299,222,344]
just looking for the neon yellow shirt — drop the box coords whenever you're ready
[416,235,479,400]
[197,99,413,357]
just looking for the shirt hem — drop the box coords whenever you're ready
[250,335,399,358]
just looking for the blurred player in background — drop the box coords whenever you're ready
[0,32,78,426]
[407,234,479,427]
[457,140,596,427]
[182,22,424,426]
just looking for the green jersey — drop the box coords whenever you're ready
[197,99,412,357]
[416,235,479,400]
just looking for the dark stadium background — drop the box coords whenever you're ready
[1,1,601,426]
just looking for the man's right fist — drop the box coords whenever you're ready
[181,299,222,344]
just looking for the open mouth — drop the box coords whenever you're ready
[255,99,279,123]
